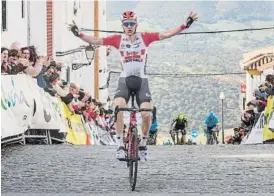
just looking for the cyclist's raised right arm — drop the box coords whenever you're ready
[69,22,121,49]
[79,34,103,45]
[80,34,121,49]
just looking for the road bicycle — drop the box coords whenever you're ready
[114,91,152,191]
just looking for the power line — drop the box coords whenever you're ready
[81,26,274,35]
[179,26,274,35]
[99,71,245,89]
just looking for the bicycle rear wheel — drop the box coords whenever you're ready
[128,127,139,191]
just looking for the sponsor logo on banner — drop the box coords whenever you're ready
[191,129,199,139]
[1,75,34,139]
[26,76,62,130]
[39,89,52,123]
[37,88,61,125]
[1,77,30,110]
[60,102,88,145]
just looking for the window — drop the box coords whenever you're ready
[2,0,7,31]
[73,0,78,16]
[21,0,25,18]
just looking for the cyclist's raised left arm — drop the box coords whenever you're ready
[159,12,198,40]
[159,26,184,41]
[141,12,198,45]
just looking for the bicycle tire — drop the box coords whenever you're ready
[129,127,138,191]
[124,131,130,168]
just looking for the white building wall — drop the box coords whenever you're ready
[1,1,28,48]
[76,0,95,96]
[29,1,47,55]
[98,0,108,104]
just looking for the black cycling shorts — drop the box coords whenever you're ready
[173,124,186,135]
[114,77,152,106]
[175,123,186,131]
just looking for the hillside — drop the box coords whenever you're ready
[105,1,274,131]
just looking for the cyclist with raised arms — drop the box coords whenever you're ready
[68,11,198,163]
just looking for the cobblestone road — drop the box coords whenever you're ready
[1,145,274,196]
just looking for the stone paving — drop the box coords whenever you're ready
[1,144,274,195]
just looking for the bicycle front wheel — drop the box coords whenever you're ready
[129,127,139,191]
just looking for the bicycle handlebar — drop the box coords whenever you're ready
[114,106,153,123]
[117,108,153,112]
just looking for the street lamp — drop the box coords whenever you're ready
[219,92,225,144]
[85,45,95,65]
[71,45,96,70]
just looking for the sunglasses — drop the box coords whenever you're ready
[123,22,136,27]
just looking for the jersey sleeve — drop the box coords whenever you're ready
[102,34,121,49]
[141,32,160,47]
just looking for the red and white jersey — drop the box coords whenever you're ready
[103,32,160,78]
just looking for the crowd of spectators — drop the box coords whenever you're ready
[1,42,115,134]
[228,74,274,144]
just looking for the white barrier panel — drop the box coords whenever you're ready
[1,75,34,139]
[87,122,101,145]
[28,78,62,130]
[1,74,115,145]
[268,112,274,130]
[242,112,264,145]
[85,122,117,146]
[1,111,23,139]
